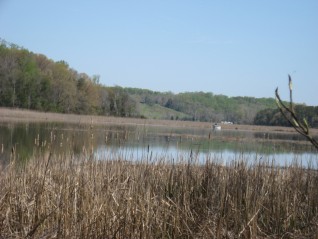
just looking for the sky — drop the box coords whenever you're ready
[1,0,317,105]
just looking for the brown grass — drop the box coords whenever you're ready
[1,107,317,135]
[0,150,318,238]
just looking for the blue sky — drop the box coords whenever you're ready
[1,0,317,105]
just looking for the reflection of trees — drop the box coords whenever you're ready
[0,123,36,162]
[0,122,315,166]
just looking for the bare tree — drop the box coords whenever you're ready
[275,75,318,150]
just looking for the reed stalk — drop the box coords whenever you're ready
[0,151,317,238]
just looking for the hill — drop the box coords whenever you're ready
[127,88,277,123]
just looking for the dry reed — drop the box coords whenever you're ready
[0,150,318,238]
[2,107,317,136]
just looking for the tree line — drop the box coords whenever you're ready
[0,39,136,116]
[3,39,300,124]
[126,88,277,124]
[254,105,318,128]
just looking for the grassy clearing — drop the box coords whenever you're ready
[0,151,317,238]
[138,103,191,120]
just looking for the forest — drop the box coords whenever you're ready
[126,88,276,123]
[0,39,136,117]
[2,38,317,126]
[254,105,318,128]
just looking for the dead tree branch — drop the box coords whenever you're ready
[275,75,318,150]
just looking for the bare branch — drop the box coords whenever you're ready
[275,77,318,150]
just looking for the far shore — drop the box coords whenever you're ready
[1,107,317,135]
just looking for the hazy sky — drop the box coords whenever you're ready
[1,0,317,105]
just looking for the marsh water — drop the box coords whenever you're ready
[0,122,317,167]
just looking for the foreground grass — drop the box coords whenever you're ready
[0,151,318,238]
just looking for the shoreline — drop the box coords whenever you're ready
[1,107,317,135]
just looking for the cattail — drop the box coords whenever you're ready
[288,75,293,91]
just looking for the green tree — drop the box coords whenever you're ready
[76,73,100,114]
[49,61,77,112]
[0,45,19,107]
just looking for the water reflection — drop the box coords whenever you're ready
[0,122,317,167]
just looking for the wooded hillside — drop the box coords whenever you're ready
[126,88,277,123]
[254,105,318,128]
[0,39,136,117]
[0,39,288,124]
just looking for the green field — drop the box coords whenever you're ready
[138,103,192,120]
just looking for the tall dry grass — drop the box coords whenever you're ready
[0,151,318,238]
[3,107,317,135]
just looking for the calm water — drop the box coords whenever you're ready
[0,122,317,167]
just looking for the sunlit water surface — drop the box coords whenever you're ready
[0,122,317,167]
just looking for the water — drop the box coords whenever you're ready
[0,122,317,167]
